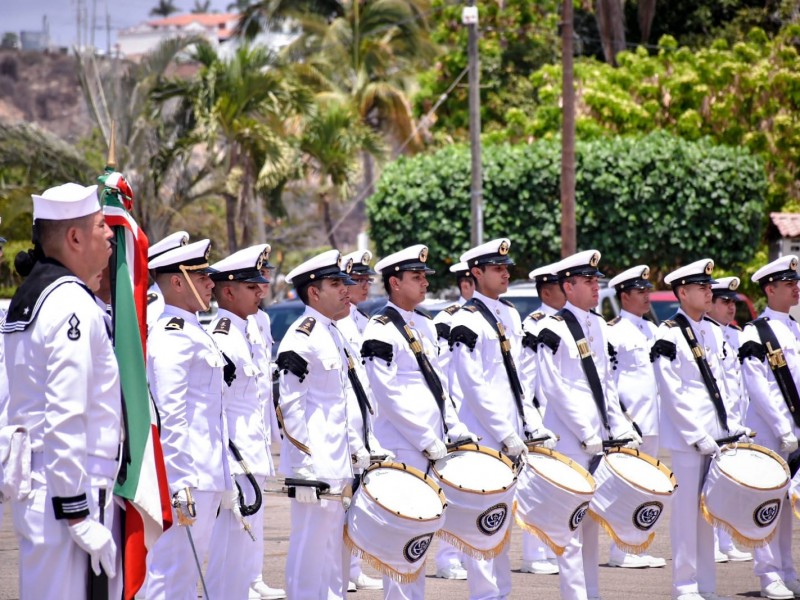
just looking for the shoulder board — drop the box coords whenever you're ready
[443,304,461,316]
[413,308,432,320]
[550,315,564,322]
[607,316,621,326]
[213,317,231,335]
[356,307,369,319]
[526,311,546,322]
[729,323,743,332]
[662,320,678,328]
[499,298,514,308]
[165,316,184,331]
[703,316,721,327]
[147,292,159,305]
[373,314,390,325]
[296,317,316,336]
[462,305,478,313]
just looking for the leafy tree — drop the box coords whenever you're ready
[1,32,19,49]
[191,0,213,13]
[367,133,765,290]
[509,26,800,211]
[149,0,180,18]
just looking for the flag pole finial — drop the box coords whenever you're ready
[106,122,117,170]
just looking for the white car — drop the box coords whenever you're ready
[501,281,621,320]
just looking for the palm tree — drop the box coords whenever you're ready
[149,0,180,18]
[227,0,253,12]
[191,0,213,14]
[298,100,384,248]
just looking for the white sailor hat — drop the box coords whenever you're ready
[460,238,514,268]
[375,244,435,275]
[528,260,562,284]
[711,276,740,300]
[664,258,716,287]
[148,231,189,260]
[148,239,216,274]
[286,249,356,287]
[32,183,101,221]
[608,265,653,292]
[210,243,271,283]
[342,249,377,275]
[557,249,603,278]
[752,255,800,286]
[450,261,472,278]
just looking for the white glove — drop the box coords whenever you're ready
[447,423,479,444]
[695,435,721,458]
[735,427,752,442]
[375,447,395,461]
[353,447,371,470]
[503,432,528,458]
[620,430,642,450]
[582,435,602,455]
[527,427,557,450]
[68,519,117,577]
[780,432,799,454]
[294,485,319,504]
[424,439,448,460]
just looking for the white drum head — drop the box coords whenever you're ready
[527,452,594,494]
[363,467,443,519]
[606,452,673,494]
[718,447,788,490]
[435,450,514,491]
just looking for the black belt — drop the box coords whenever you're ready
[751,317,800,429]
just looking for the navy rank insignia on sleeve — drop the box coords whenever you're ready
[67,314,81,341]
[296,317,316,336]
[165,316,184,331]
[214,318,231,335]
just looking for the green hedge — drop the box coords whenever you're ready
[367,132,766,289]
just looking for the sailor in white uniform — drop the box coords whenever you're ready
[3,183,122,599]
[145,230,189,332]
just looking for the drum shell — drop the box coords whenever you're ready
[432,444,517,560]
[588,448,675,553]
[513,447,596,555]
[344,462,446,582]
[701,443,789,548]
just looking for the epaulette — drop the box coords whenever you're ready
[526,311,546,322]
[729,323,743,332]
[435,322,451,342]
[356,307,369,319]
[164,316,184,331]
[450,325,478,352]
[462,304,478,313]
[276,351,309,381]
[550,315,564,322]
[443,304,461,316]
[662,320,678,328]
[373,314,391,325]
[296,317,316,336]
[608,342,619,370]
[738,340,766,363]
[414,308,432,320]
[361,339,393,365]
[147,292,159,305]
[607,316,621,327]
[650,339,677,362]
[213,318,231,335]
[538,328,561,353]
[499,298,514,308]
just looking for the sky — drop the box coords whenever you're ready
[1,0,234,47]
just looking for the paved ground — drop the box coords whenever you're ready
[0,450,796,599]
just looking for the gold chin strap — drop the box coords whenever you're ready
[179,264,210,312]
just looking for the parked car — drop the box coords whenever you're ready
[648,290,757,326]
[501,281,622,320]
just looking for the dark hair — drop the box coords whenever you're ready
[297,280,323,305]
[382,272,402,295]
[558,275,576,294]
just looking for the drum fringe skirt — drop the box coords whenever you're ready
[587,510,655,555]
[435,527,510,560]
[343,525,425,584]
[699,495,778,549]
[512,501,566,556]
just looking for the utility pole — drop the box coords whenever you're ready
[560,0,577,256]
[463,1,483,247]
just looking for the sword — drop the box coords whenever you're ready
[173,488,211,600]
[263,478,353,509]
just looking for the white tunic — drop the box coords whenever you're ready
[520,303,559,414]
[148,305,228,493]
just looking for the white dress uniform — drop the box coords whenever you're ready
[740,257,800,595]
[536,251,634,600]
[145,231,189,332]
[0,307,8,529]
[3,183,123,600]
[145,240,229,600]
[277,249,356,600]
[651,260,744,600]
[361,245,473,600]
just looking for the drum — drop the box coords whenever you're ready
[790,469,800,520]
[589,448,676,553]
[344,461,446,582]
[702,442,789,547]
[432,444,517,559]
[513,447,596,555]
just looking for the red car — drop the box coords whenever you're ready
[648,290,758,326]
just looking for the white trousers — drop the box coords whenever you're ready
[556,452,600,600]
[670,451,715,597]
[463,543,512,600]
[285,493,346,600]
[522,534,551,561]
[145,489,223,600]
[13,481,122,600]
[435,540,465,569]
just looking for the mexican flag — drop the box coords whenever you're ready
[101,174,173,600]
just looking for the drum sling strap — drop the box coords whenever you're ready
[559,308,611,434]
[672,313,729,432]
[751,318,800,429]
[381,306,449,434]
[343,346,374,452]
[466,298,529,430]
